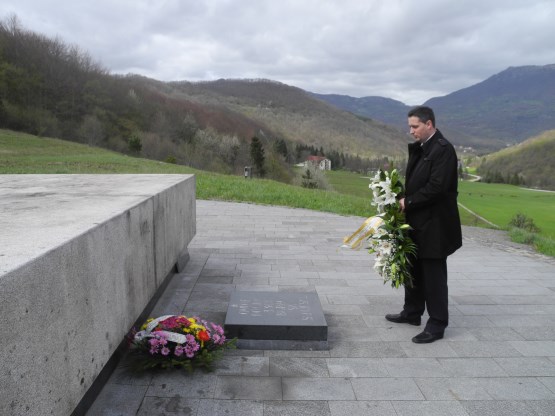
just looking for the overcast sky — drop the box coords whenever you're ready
[2,0,554,104]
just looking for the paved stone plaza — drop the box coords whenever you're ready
[88,200,555,416]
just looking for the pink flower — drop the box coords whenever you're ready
[184,345,196,358]
[174,345,184,357]
[213,334,226,345]
[149,338,159,347]
[211,323,224,335]
[161,347,170,356]
[149,347,158,355]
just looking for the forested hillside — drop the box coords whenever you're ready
[0,16,275,177]
[170,79,408,158]
[0,16,407,181]
[477,130,555,190]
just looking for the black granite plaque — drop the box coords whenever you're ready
[225,291,328,349]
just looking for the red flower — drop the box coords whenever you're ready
[176,316,191,327]
[197,330,210,342]
[160,316,178,329]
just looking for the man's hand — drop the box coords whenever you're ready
[399,197,406,212]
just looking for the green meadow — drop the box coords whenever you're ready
[1,129,553,255]
[457,182,555,237]
[325,169,555,239]
[0,130,372,216]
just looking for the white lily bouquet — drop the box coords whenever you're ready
[343,168,416,288]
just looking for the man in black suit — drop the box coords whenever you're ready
[386,106,462,343]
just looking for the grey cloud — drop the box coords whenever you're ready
[1,0,554,104]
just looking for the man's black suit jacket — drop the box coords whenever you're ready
[404,130,462,259]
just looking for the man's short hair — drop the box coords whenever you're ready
[408,106,435,127]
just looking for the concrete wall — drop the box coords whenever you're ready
[0,174,196,416]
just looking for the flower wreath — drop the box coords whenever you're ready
[129,315,235,372]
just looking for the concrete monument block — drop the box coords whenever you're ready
[0,174,196,416]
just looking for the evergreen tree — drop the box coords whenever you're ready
[250,136,266,177]
[301,168,318,188]
[274,138,288,160]
[128,133,142,153]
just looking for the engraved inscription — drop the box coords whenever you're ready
[225,291,328,343]
[234,295,314,320]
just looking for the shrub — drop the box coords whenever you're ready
[509,227,536,245]
[128,133,142,153]
[508,212,540,233]
[294,164,331,190]
[508,228,555,257]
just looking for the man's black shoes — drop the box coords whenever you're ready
[386,314,444,343]
[412,331,444,344]
[385,313,421,326]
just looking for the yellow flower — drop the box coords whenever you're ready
[141,318,154,331]
[189,323,206,331]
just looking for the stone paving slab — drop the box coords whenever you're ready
[87,200,555,415]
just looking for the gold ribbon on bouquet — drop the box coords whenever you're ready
[342,216,385,250]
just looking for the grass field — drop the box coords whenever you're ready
[325,169,555,239]
[2,129,553,255]
[0,129,373,216]
[458,181,555,237]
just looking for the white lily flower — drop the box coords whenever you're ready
[379,241,393,256]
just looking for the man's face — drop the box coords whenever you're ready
[408,116,434,143]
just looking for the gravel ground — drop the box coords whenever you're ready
[462,225,555,264]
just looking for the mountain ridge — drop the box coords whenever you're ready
[312,64,555,152]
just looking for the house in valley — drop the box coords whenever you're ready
[304,155,331,171]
